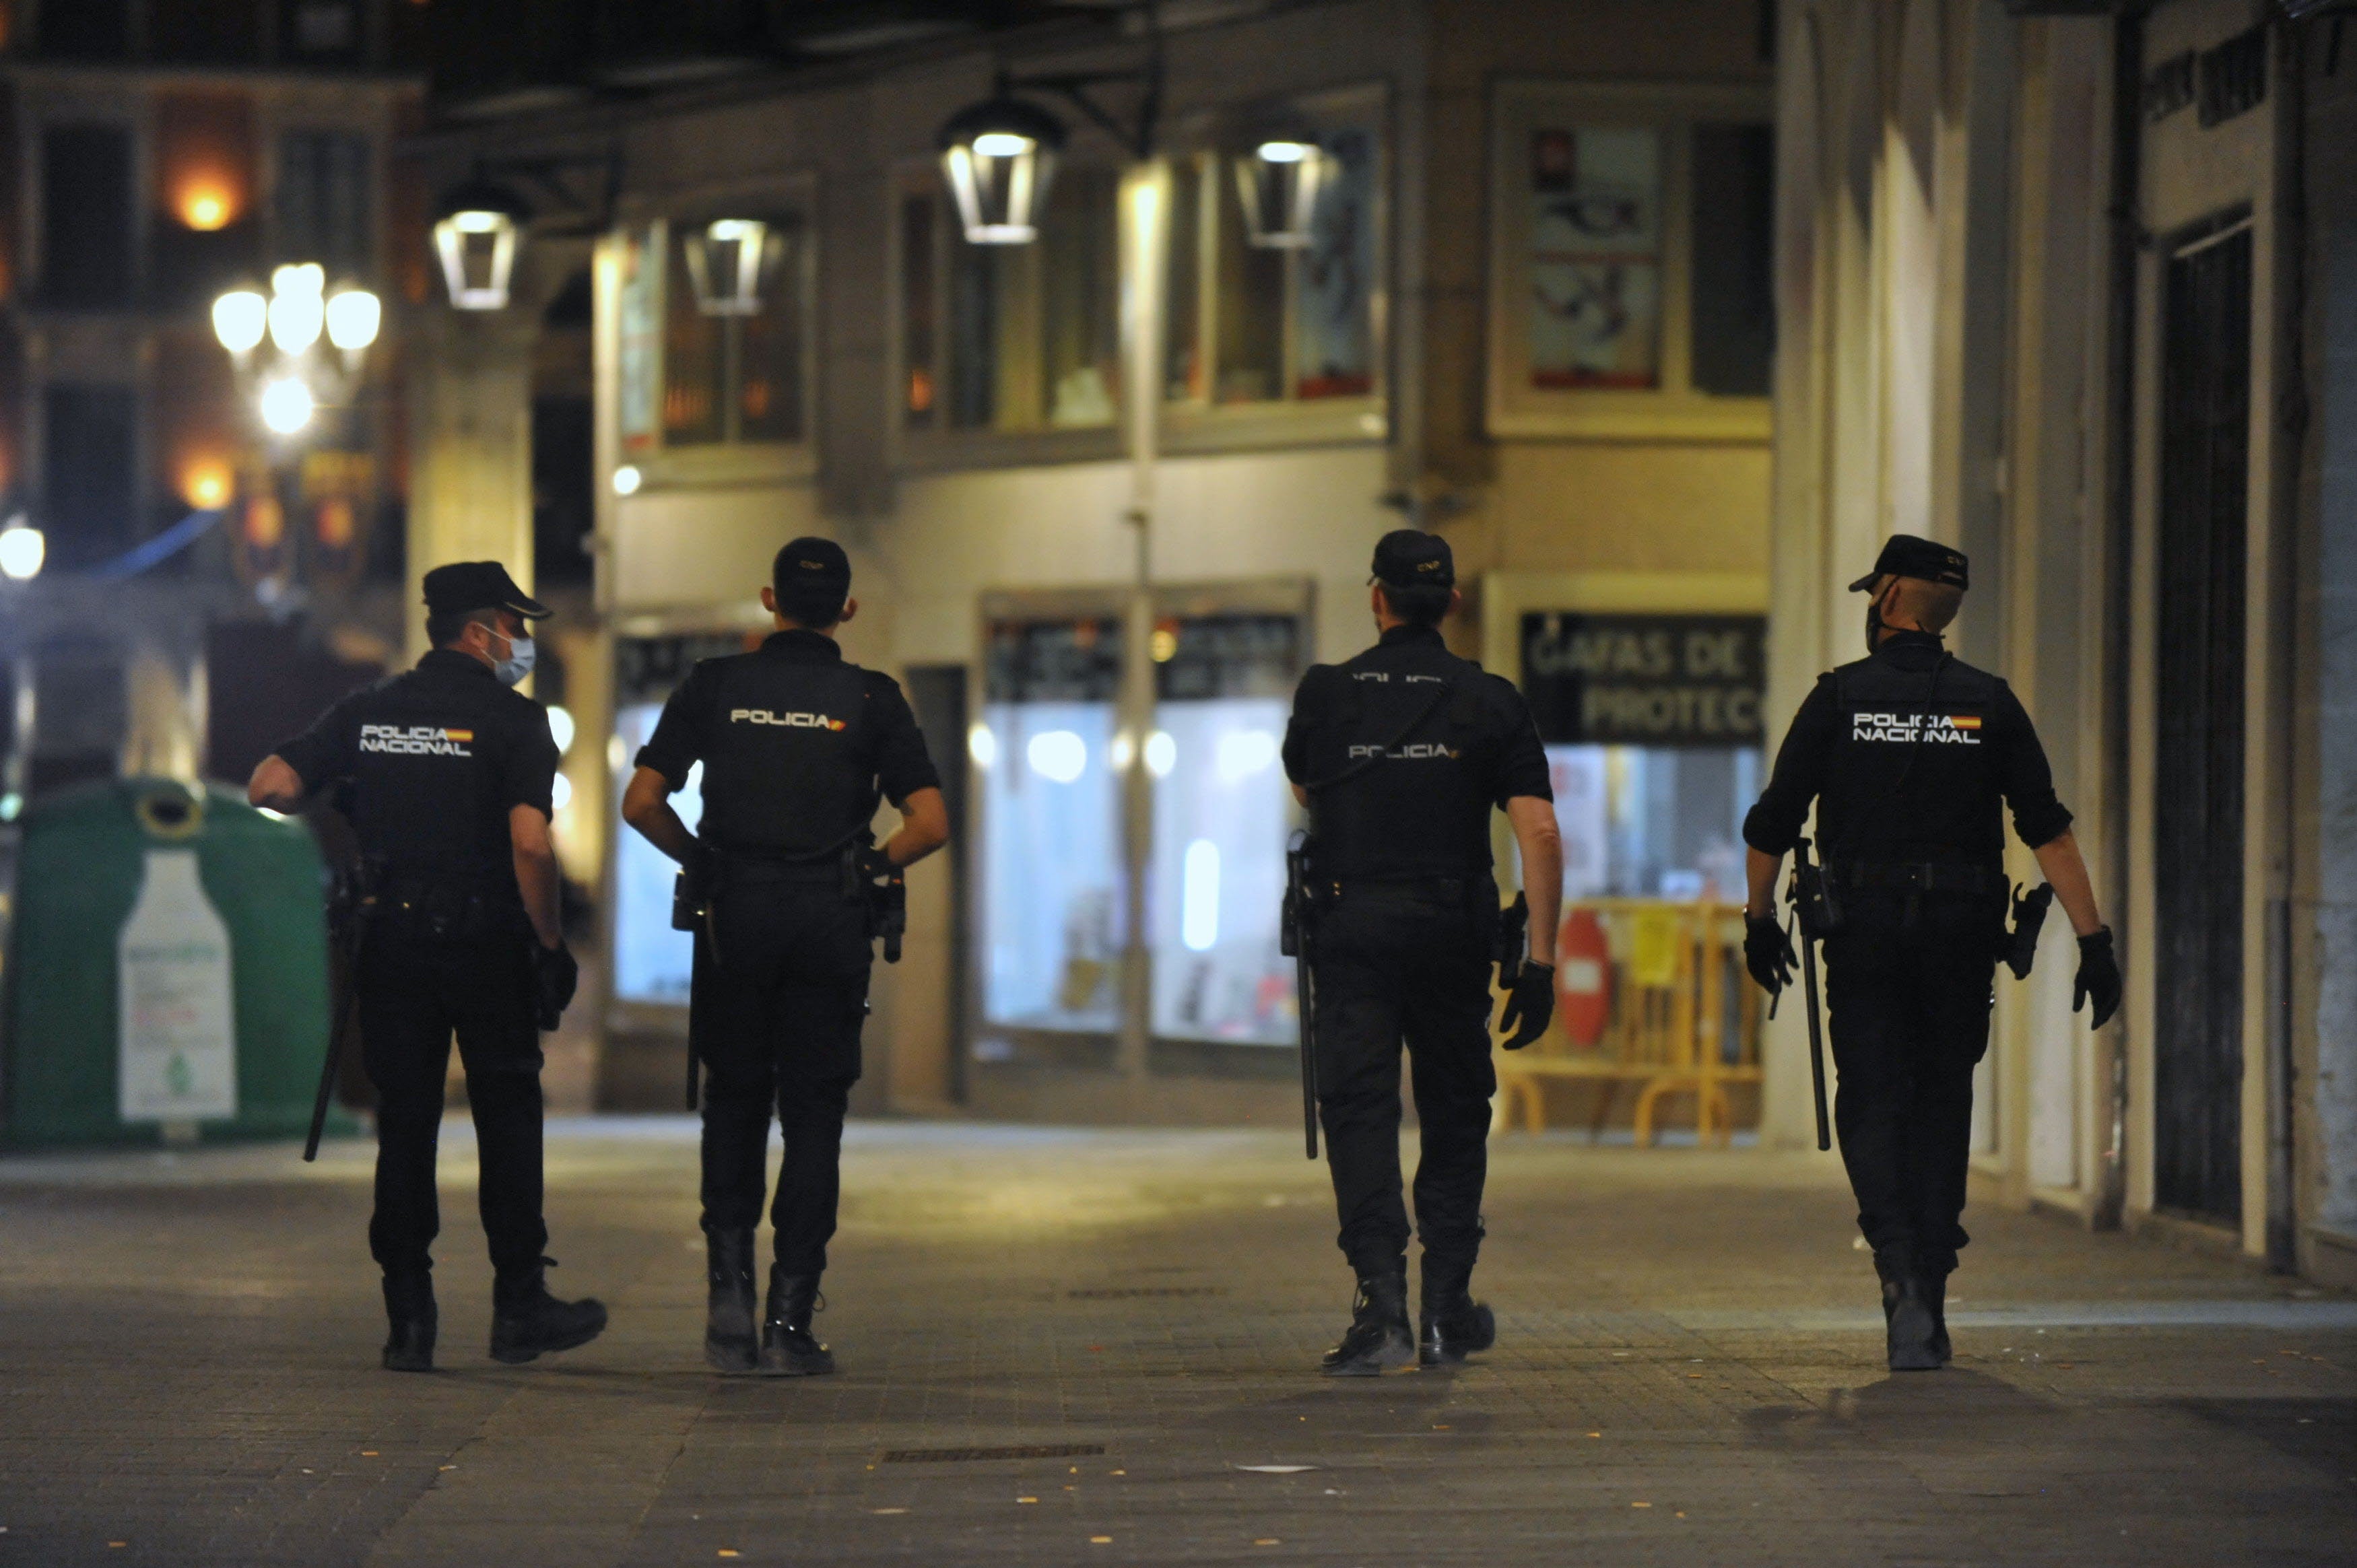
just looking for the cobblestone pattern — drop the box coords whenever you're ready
[1,1124,2352,1566]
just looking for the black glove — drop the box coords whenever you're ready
[533,941,579,1031]
[1498,961,1555,1051]
[2073,927,2121,1030]
[1744,914,1796,996]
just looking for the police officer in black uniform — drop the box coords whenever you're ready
[621,538,948,1376]
[1282,531,1563,1375]
[1741,535,2123,1371]
[249,561,606,1373]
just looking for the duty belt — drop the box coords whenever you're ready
[715,856,842,886]
[1832,860,2001,897]
[1327,872,1494,906]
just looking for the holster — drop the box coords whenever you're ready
[844,841,906,963]
[671,844,716,932]
[1794,856,1844,939]
[1492,891,1529,991]
[2004,882,2055,980]
[1280,838,1315,959]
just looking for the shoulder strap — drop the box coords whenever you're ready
[1298,675,1456,796]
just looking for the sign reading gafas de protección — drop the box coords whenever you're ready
[1519,613,1765,748]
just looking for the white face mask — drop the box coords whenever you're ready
[490,630,536,687]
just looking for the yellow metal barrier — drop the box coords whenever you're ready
[1491,899,1764,1145]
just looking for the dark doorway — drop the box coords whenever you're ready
[2152,220,2251,1226]
[905,665,970,1103]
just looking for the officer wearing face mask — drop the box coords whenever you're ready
[249,561,605,1373]
[1739,534,2121,1372]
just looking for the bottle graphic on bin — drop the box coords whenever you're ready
[117,848,238,1125]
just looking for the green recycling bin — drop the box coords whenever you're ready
[0,776,350,1149]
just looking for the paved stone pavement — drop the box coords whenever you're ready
[1,1119,2354,1567]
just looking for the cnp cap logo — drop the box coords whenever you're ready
[730,708,847,731]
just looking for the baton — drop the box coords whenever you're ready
[304,917,366,1163]
[1791,839,1832,1153]
[1296,954,1319,1159]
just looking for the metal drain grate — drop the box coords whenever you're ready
[880,1443,1107,1464]
[1065,1286,1228,1299]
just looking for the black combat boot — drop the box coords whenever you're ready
[1873,1245,1941,1372]
[1917,1264,1952,1366]
[489,1258,608,1365]
[704,1228,759,1373]
[1417,1254,1496,1368]
[759,1266,834,1376]
[1321,1257,1414,1377]
[381,1271,436,1373]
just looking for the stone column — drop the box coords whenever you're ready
[403,308,539,660]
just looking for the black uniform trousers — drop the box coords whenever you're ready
[1308,882,1498,1274]
[1821,889,2003,1276]
[358,930,547,1281]
[696,873,871,1276]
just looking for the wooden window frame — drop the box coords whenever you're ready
[616,170,820,491]
[1160,81,1389,454]
[1488,79,1771,443]
[890,156,1125,474]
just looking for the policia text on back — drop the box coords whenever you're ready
[622,537,950,1377]
[1739,533,2123,1374]
[1278,529,1564,1377]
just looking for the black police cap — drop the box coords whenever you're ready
[774,535,851,593]
[1848,534,1969,593]
[1371,529,1454,590]
[422,561,550,619]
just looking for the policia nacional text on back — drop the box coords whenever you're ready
[1739,535,2123,1373]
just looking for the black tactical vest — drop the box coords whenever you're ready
[694,656,880,858]
[1297,661,1495,881]
[1819,651,2007,867]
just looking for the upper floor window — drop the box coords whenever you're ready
[276,130,373,277]
[41,123,135,309]
[1164,102,1382,419]
[1488,82,1772,440]
[617,200,815,468]
[899,163,1121,440]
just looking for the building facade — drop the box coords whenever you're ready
[1769,0,2357,1283]
[416,0,1782,1122]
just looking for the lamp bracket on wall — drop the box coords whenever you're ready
[993,0,1166,160]
[469,148,625,238]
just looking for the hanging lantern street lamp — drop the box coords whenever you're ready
[684,218,780,315]
[431,176,533,310]
[937,96,1069,244]
[1234,135,1327,249]
[211,263,379,443]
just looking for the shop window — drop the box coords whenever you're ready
[41,124,134,308]
[1165,109,1382,416]
[1489,82,1772,440]
[616,207,814,468]
[609,633,757,1007]
[900,166,1121,439]
[1517,610,1766,901]
[275,130,372,275]
[1147,615,1301,1046]
[975,617,1125,1037]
